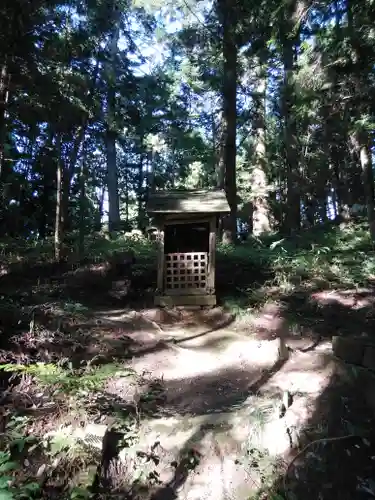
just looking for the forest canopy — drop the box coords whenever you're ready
[0,0,374,256]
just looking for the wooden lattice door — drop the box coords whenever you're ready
[165,252,208,294]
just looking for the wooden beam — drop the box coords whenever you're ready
[207,216,216,293]
[163,215,211,225]
[165,288,208,296]
[155,294,216,307]
[156,228,164,293]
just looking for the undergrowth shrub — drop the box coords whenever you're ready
[0,362,134,395]
[2,219,375,313]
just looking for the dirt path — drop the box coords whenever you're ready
[3,290,375,500]
[82,306,349,500]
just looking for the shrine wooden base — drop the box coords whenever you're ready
[154,294,216,307]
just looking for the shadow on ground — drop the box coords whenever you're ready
[226,281,375,499]
[264,285,375,498]
[268,371,375,499]
[281,286,375,340]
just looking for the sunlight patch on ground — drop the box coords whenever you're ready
[311,288,375,309]
[128,337,281,382]
[262,351,335,396]
[249,302,285,333]
[128,401,280,499]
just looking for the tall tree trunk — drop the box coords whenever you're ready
[95,188,105,232]
[62,125,86,232]
[78,155,87,259]
[106,130,120,231]
[333,152,344,215]
[125,164,129,224]
[216,111,225,190]
[0,62,9,182]
[54,134,63,262]
[280,4,300,234]
[347,0,375,239]
[351,132,375,239]
[0,62,9,236]
[137,140,144,229]
[62,61,100,232]
[61,163,70,234]
[218,0,238,244]
[251,58,271,235]
[359,141,375,239]
[211,107,218,177]
[330,0,346,217]
[38,131,55,238]
[106,17,121,233]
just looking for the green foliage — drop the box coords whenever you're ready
[5,417,36,455]
[0,362,134,395]
[70,487,93,500]
[0,422,40,500]
[220,220,375,313]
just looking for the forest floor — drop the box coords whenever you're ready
[1,220,375,499]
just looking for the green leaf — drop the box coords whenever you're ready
[0,490,14,500]
[20,482,40,494]
[0,477,11,489]
[0,462,17,473]
[70,486,91,499]
[0,453,11,464]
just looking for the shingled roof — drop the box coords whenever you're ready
[146,189,230,214]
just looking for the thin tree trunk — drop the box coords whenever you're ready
[61,163,70,234]
[62,60,100,232]
[351,132,375,239]
[62,61,100,232]
[106,17,121,233]
[62,125,85,232]
[219,0,237,244]
[280,0,301,234]
[125,164,129,223]
[106,130,120,231]
[333,154,344,215]
[251,58,271,235]
[0,62,9,182]
[54,134,63,262]
[211,109,218,175]
[78,155,87,259]
[95,188,105,232]
[137,137,144,229]
[0,62,9,236]
[216,112,225,190]
[282,33,300,233]
[38,131,55,238]
[360,142,375,240]
[347,0,374,239]
[330,0,346,217]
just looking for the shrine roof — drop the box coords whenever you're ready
[146,189,230,214]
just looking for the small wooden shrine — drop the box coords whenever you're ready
[146,189,230,307]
